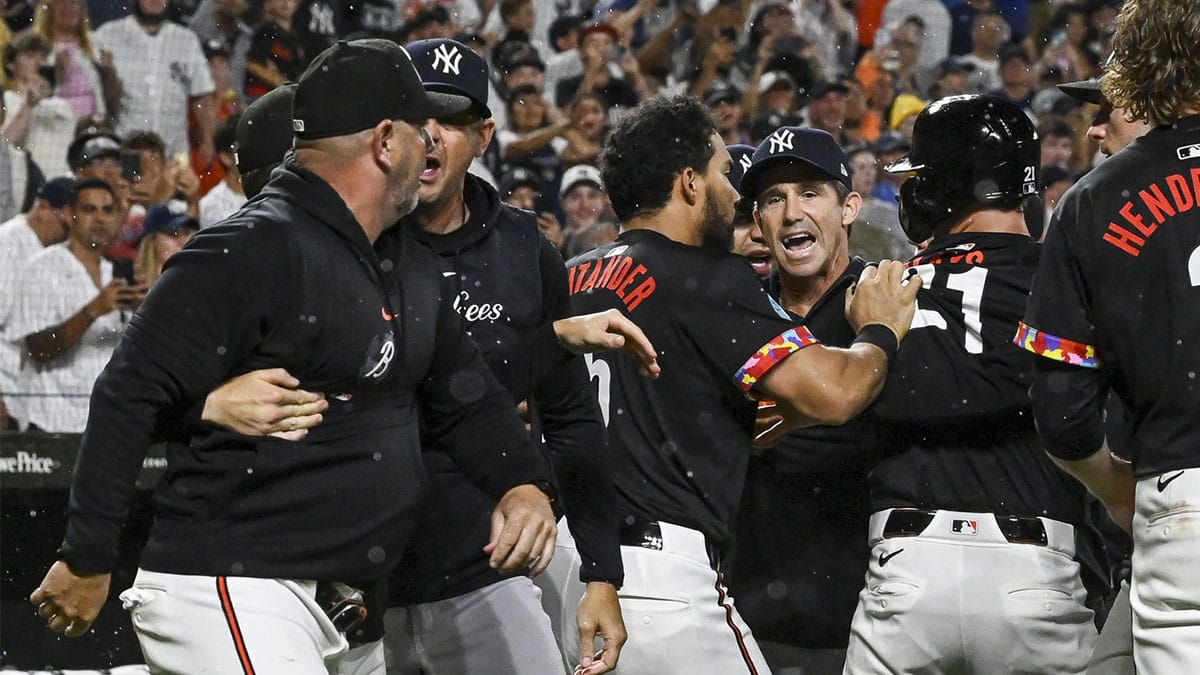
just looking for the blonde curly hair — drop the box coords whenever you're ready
[1102,0,1200,127]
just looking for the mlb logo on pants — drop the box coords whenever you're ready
[951,519,978,535]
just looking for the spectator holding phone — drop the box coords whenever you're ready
[10,178,146,432]
[553,22,642,119]
[104,130,200,260]
[2,31,76,177]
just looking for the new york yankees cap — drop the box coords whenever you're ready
[726,143,755,196]
[236,83,296,174]
[292,39,446,140]
[740,126,852,200]
[407,37,492,120]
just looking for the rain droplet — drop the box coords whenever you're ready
[368,547,386,563]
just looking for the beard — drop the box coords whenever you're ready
[699,188,734,253]
[134,2,168,27]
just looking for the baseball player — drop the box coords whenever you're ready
[195,37,659,675]
[1020,1,1200,671]
[838,95,1098,674]
[28,40,556,673]
[537,95,921,674]
[728,128,881,674]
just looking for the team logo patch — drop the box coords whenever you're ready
[1177,143,1200,161]
[951,519,978,536]
[431,43,463,75]
[767,129,795,154]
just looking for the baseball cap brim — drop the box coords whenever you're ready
[1057,79,1104,105]
[426,89,491,120]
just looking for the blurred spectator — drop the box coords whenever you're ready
[94,0,217,162]
[924,58,975,99]
[0,84,47,222]
[1039,117,1074,169]
[558,162,609,233]
[949,0,995,56]
[134,200,199,284]
[845,143,909,261]
[2,31,75,177]
[31,0,117,127]
[494,40,545,98]
[244,0,303,101]
[188,0,252,107]
[66,130,120,184]
[0,176,71,430]
[498,165,541,211]
[869,131,908,207]
[705,80,747,145]
[496,84,564,186]
[292,0,343,67]
[561,218,617,258]
[10,178,143,432]
[560,90,608,167]
[198,113,244,228]
[882,0,951,70]
[988,43,1035,112]
[1085,0,1119,62]
[854,17,924,100]
[554,22,642,118]
[123,130,200,215]
[192,37,240,194]
[888,92,926,141]
[756,69,799,116]
[803,79,849,143]
[1039,2,1099,83]
[400,4,453,42]
[543,12,585,98]
[840,76,870,145]
[793,0,858,81]
[3,0,35,31]
[1039,164,1073,228]
[748,109,802,146]
[497,0,534,44]
[959,10,1009,93]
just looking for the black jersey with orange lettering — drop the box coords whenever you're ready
[567,228,816,547]
[1022,115,1200,478]
[866,232,1086,524]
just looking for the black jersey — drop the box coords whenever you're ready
[1022,115,1200,477]
[729,258,876,649]
[567,229,814,547]
[866,232,1085,524]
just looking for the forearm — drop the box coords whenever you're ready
[25,302,103,363]
[504,123,567,161]
[761,341,889,428]
[1050,444,1135,533]
[3,102,35,146]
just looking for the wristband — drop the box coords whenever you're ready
[853,324,898,361]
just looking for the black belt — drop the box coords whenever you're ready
[315,582,367,633]
[882,509,1049,546]
[619,517,724,570]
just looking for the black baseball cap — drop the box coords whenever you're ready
[292,39,446,140]
[808,80,850,100]
[67,132,122,171]
[740,126,852,199]
[726,143,755,196]
[495,41,545,74]
[141,202,199,240]
[237,83,296,174]
[407,38,492,119]
[499,166,543,197]
[704,81,742,107]
[37,176,74,208]
[935,58,974,78]
[1058,77,1103,105]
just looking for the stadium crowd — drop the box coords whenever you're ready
[0,0,1162,673]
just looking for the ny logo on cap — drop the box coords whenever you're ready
[768,129,795,154]
[432,43,463,76]
[738,153,753,172]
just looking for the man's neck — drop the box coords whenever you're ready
[136,17,164,34]
[778,255,849,317]
[223,173,244,194]
[948,208,1028,236]
[415,184,469,235]
[67,237,102,266]
[622,204,701,246]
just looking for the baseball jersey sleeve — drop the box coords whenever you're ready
[529,237,622,584]
[59,224,290,573]
[1022,197,1109,460]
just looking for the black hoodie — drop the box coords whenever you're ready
[392,173,622,604]
[60,156,546,585]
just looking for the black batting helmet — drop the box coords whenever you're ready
[886,95,1040,242]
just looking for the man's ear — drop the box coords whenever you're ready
[476,119,496,158]
[842,190,863,227]
[680,167,700,206]
[371,119,395,168]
